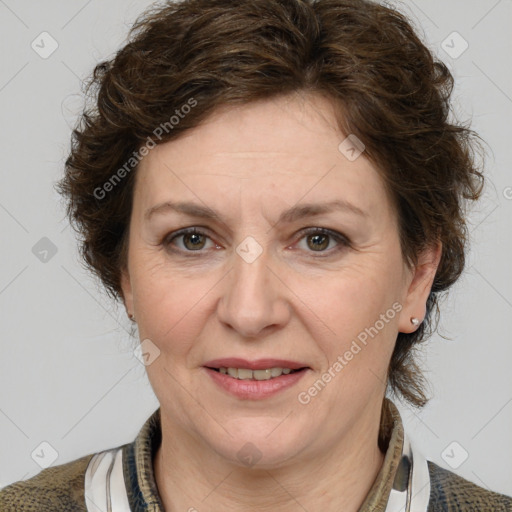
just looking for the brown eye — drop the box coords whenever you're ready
[164,228,215,253]
[296,228,349,255]
[182,232,207,250]
[306,233,330,251]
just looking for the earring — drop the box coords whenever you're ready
[410,317,420,326]
[129,313,136,322]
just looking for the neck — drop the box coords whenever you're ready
[153,403,387,512]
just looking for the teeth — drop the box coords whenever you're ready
[238,368,253,380]
[253,369,272,381]
[270,367,282,377]
[217,367,298,380]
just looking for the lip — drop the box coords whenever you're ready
[203,358,308,371]
[203,366,309,400]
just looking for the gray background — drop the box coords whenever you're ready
[1,0,511,498]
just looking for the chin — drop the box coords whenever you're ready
[207,418,308,469]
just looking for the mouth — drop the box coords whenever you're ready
[202,359,310,400]
[206,366,307,381]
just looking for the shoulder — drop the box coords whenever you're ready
[0,453,94,512]
[427,460,512,511]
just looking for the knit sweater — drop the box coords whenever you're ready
[1,399,511,511]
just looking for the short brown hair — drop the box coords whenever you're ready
[57,0,484,408]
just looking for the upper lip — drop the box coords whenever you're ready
[203,358,308,370]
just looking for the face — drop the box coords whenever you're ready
[121,92,439,467]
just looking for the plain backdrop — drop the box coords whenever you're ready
[1,0,511,497]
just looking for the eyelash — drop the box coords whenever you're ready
[162,227,350,257]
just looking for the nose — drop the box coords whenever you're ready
[216,246,291,339]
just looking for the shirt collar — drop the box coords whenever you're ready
[125,397,405,511]
[358,398,405,511]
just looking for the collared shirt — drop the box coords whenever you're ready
[1,398,511,511]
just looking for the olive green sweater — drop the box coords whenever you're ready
[1,400,511,511]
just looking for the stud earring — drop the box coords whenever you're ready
[129,313,136,322]
[410,317,420,326]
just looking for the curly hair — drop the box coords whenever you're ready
[56,0,484,408]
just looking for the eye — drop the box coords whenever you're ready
[295,227,350,255]
[163,227,217,253]
[162,226,350,256]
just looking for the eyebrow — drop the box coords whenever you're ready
[144,199,367,224]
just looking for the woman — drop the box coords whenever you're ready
[1,0,510,510]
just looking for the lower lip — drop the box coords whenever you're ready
[204,367,308,400]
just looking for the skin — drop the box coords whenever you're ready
[121,91,442,512]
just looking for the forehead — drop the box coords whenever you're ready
[133,93,393,222]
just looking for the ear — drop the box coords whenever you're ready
[120,267,134,319]
[398,241,442,334]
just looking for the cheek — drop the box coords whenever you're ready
[317,265,401,331]
[308,264,403,372]
[132,261,220,352]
